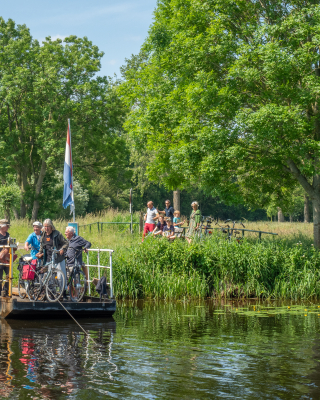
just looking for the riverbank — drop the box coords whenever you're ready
[7,216,318,299]
[113,235,319,300]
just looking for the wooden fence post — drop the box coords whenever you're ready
[139,211,143,234]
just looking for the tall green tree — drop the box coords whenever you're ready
[121,0,320,246]
[0,18,127,220]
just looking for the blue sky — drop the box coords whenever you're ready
[1,0,157,78]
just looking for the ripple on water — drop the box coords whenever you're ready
[0,301,319,398]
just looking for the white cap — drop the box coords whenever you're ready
[33,221,42,227]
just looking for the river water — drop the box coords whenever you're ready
[1,300,320,399]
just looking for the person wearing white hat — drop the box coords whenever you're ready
[24,221,43,260]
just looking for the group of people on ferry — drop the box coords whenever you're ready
[21,218,91,300]
[143,199,201,244]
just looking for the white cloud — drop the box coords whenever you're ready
[50,34,68,41]
[107,59,117,65]
[38,34,68,44]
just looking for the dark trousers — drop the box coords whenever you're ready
[0,266,9,293]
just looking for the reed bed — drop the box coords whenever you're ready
[6,214,319,300]
[112,234,319,300]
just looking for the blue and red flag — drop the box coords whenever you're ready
[63,120,75,212]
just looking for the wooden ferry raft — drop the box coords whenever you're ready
[0,294,116,319]
[0,242,116,319]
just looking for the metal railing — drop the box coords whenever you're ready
[171,225,277,241]
[79,221,139,235]
[86,249,114,298]
[0,243,18,298]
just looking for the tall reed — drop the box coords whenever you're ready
[112,235,320,300]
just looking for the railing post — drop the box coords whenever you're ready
[259,232,262,242]
[98,249,100,280]
[90,224,91,233]
[97,222,100,233]
[139,212,143,234]
[9,246,13,298]
[87,251,91,296]
[109,251,113,298]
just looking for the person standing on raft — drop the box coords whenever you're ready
[36,219,69,300]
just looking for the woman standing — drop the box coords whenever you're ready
[36,219,68,300]
[186,202,201,244]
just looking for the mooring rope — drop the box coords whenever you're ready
[32,266,103,348]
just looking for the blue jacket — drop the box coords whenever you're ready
[25,232,42,259]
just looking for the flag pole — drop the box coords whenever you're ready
[68,118,76,222]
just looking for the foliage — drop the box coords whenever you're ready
[120,0,320,245]
[0,183,20,217]
[0,18,127,220]
[112,235,320,300]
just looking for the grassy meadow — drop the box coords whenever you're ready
[7,211,317,300]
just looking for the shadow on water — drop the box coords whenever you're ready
[0,317,117,399]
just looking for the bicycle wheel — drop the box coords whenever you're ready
[18,274,27,299]
[27,274,44,301]
[45,268,65,302]
[70,270,87,302]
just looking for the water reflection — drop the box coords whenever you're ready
[1,301,320,398]
[0,318,116,399]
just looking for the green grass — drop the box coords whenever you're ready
[112,234,320,300]
[6,214,320,300]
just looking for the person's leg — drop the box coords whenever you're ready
[143,223,154,241]
[143,223,149,242]
[0,266,4,295]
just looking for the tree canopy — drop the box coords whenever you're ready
[121,0,320,245]
[0,18,128,220]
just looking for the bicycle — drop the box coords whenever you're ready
[26,259,46,301]
[18,255,29,299]
[34,250,66,302]
[215,219,245,243]
[66,249,87,302]
[18,255,42,300]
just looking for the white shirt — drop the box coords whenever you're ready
[146,207,158,224]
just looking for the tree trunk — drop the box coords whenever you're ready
[289,214,293,222]
[173,189,180,212]
[277,207,285,222]
[4,209,10,223]
[31,160,47,221]
[304,195,310,223]
[18,170,28,218]
[313,201,320,248]
[13,207,19,220]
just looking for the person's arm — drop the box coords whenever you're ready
[58,233,69,255]
[153,209,159,221]
[195,211,201,229]
[79,236,91,253]
[37,236,44,258]
[24,234,32,252]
